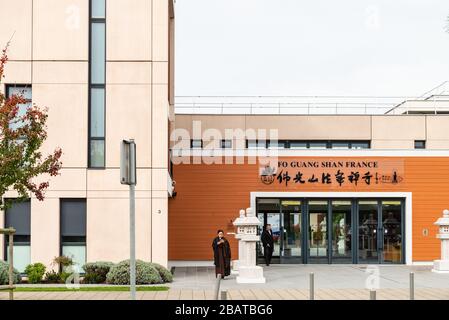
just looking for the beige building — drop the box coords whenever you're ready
[0,0,175,271]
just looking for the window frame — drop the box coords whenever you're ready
[59,199,87,271]
[190,139,203,149]
[3,199,31,273]
[88,0,107,169]
[414,140,426,149]
[5,84,32,133]
[221,139,232,149]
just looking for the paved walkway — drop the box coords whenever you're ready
[171,264,449,289]
[1,265,449,300]
[2,288,449,300]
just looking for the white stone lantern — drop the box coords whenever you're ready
[232,207,265,283]
[432,209,449,273]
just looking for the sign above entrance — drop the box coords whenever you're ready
[259,159,404,188]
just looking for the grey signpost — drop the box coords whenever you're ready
[120,139,137,300]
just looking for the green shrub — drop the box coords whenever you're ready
[52,255,73,272]
[82,273,103,284]
[106,260,163,285]
[82,261,114,284]
[25,263,46,284]
[60,271,72,283]
[0,260,21,285]
[44,270,61,283]
[148,263,173,283]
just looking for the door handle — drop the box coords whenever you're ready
[378,227,384,250]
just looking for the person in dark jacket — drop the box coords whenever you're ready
[261,224,274,266]
[212,230,231,279]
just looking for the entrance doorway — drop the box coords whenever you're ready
[256,198,404,264]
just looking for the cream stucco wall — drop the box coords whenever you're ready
[0,0,174,268]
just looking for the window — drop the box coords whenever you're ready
[308,142,328,149]
[331,142,350,149]
[414,140,426,149]
[244,140,371,149]
[247,140,267,149]
[191,139,202,148]
[289,141,308,149]
[267,140,288,149]
[351,141,370,149]
[88,0,106,168]
[60,199,87,270]
[221,140,232,149]
[6,85,32,131]
[4,200,31,273]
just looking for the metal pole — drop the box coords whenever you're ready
[130,183,136,300]
[370,290,376,300]
[214,274,221,300]
[309,272,314,300]
[8,232,14,300]
[220,290,227,300]
[410,272,414,300]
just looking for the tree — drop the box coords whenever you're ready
[0,44,62,210]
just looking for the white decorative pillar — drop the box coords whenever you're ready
[231,209,245,275]
[432,209,449,273]
[233,207,265,283]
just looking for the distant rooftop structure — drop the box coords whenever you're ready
[386,81,449,115]
[175,81,449,115]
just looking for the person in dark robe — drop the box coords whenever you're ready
[261,224,274,266]
[212,229,231,279]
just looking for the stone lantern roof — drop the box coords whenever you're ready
[434,209,449,226]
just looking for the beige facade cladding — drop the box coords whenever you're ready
[0,0,174,269]
[173,114,449,149]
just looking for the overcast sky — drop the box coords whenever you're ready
[175,0,449,97]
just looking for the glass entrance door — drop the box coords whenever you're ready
[256,197,404,264]
[280,200,302,263]
[308,200,328,263]
[358,200,404,264]
[331,200,352,263]
[358,200,379,263]
[256,199,281,262]
[381,200,403,263]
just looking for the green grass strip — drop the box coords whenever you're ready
[15,286,169,292]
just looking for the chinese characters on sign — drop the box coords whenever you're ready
[259,159,404,188]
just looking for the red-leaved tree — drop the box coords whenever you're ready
[0,44,62,210]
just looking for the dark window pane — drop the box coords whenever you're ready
[247,140,257,148]
[5,200,31,236]
[414,140,425,149]
[191,139,202,148]
[221,140,232,148]
[351,142,370,149]
[61,199,86,237]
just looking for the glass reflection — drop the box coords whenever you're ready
[358,201,378,263]
[382,201,402,263]
[331,200,352,262]
[308,200,328,263]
